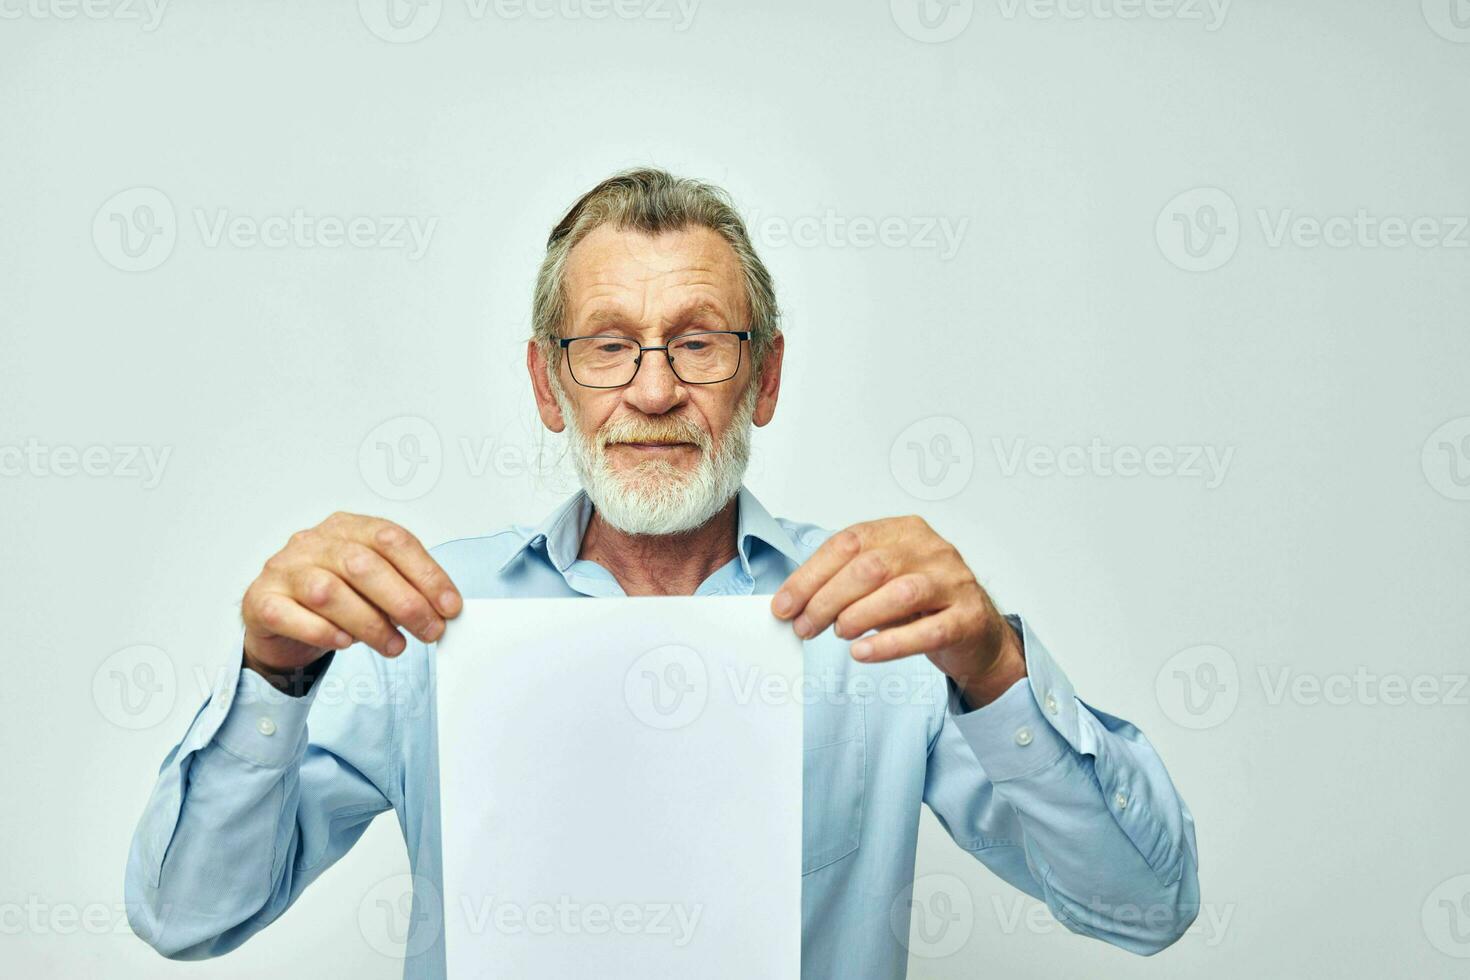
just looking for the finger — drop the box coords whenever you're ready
[292,566,405,657]
[796,547,901,639]
[251,590,354,651]
[352,519,462,619]
[336,542,444,643]
[771,528,864,621]
[850,607,967,664]
[833,572,935,641]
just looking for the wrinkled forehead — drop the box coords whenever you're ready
[562,223,748,333]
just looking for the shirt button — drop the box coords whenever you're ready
[1114,792,1129,810]
[256,717,277,737]
[1044,692,1059,716]
[1014,726,1033,747]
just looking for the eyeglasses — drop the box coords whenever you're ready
[558,330,751,389]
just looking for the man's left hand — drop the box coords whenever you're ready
[771,516,1026,709]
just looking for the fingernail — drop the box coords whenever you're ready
[387,634,406,657]
[334,631,352,649]
[794,615,812,639]
[772,591,793,617]
[440,591,462,616]
[425,620,444,643]
[852,640,873,660]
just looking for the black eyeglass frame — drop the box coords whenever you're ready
[557,330,752,389]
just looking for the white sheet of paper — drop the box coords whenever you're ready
[434,595,804,979]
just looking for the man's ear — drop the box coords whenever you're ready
[753,332,785,428]
[527,340,567,433]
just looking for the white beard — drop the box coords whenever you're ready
[551,375,757,536]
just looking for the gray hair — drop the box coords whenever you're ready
[530,167,780,384]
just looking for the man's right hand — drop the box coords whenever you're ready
[241,511,463,676]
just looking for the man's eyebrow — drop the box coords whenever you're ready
[666,301,732,326]
[583,309,628,328]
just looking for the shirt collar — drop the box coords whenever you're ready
[496,484,803,577]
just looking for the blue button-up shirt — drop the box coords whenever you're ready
[125,485,1200,978]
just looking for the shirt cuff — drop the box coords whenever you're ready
[211,661,320,769]
[946,614,1089,780]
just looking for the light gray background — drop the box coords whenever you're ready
[3,1,1468,977]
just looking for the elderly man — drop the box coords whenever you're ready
[126,168,1200,978]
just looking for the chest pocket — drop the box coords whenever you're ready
[802,702,866,875]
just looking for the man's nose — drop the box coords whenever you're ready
[622,346,686,415]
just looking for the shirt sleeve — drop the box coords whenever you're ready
[124,637,396,959]
[921,615,1201,955]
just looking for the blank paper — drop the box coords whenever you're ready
[434,595,804,979]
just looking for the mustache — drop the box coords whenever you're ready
[598,414,712,452]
